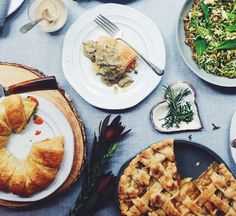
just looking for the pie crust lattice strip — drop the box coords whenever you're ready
[118,139,236,216]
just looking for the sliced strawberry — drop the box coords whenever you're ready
[33,115,44,125]
[35,130,41,135]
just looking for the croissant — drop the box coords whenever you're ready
[0,95,64,196]
[0,95,36,136]
[30,137,64,168]
[0,136,8,149]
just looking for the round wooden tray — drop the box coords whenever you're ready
[0,62,86,207]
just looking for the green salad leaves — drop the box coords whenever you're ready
[225,25,236,32]
[200,2,210,25]
[185,0,236,78]
[194,38,207,56]
[216,39,236,50]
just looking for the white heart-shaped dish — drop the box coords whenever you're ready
[150,81,203,133]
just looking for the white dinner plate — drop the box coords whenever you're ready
[177,0,236,87]
[230,111,236,164]
[0,94,74,202]
[8,0,25,16]
[62,3,166,110]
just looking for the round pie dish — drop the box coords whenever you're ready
[117,139,234,215]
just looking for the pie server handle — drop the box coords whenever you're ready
[6,76,58,95]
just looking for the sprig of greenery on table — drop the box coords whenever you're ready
[161,86,194,129]
[68,115,131,216]
[212,123,221,131]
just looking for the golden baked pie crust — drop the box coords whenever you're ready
[118,139,236,216]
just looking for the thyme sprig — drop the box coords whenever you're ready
[161,86,194,129]
[68,115,130,216]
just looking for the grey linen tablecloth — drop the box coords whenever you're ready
[0,0,236,215]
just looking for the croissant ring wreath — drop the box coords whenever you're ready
[0,95,64,197]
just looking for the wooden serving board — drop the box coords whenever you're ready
[0,62,86,207]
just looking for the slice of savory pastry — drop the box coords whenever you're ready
[83,36,137,88]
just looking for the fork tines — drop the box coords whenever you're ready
[94,14,119,36]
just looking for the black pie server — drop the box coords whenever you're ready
[0,76,58,98]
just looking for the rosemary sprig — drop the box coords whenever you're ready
[161,86,194,129]
[68,115,130,216]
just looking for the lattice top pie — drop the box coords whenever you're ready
[118,139,236,216]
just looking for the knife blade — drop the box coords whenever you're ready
[0,76,58,98]
[0,0,10,29]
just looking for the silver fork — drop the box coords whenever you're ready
[94,14,164,76]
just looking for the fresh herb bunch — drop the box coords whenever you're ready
[161,86,194,129]
[69,115,130,216]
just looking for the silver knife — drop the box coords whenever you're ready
[0,76,58,98]
[0,0,10,29]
